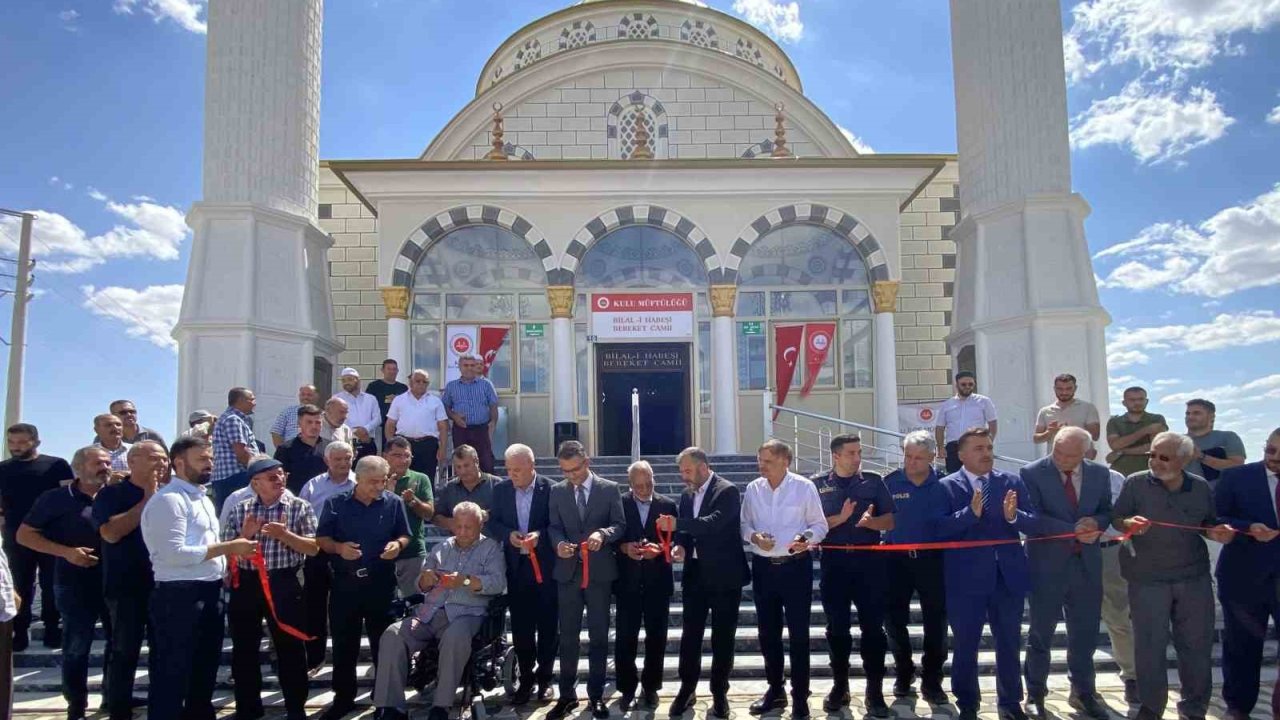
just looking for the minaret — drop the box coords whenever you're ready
[173,0,341,442]
[947,0,1111,462]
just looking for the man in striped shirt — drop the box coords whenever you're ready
[441,354,500,474]
[270,385,319,448]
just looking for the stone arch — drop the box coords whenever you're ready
[723,203,890,285]
[391,204,555,288]
[606,91,669,159]
[557,205,720,286]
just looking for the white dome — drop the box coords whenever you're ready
[576,0,707,5]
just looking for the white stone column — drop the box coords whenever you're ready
[174,0,341,435]
[710,285,739,455]
[548,287,577,426]
[382,287,410,371]
[948,0,1111,463]
[872,281,901,441]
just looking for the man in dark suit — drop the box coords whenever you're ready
[655,447,749,720]
[936,427,1036,720]
[547,441,625,720]
[615,460,677,712]
[1020,427,1111,720]
[1214,427,1280,720]
[486,443,558,706]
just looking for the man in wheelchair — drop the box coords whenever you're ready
[372,501,507,720]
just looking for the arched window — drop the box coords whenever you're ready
[410,225,550,394]
[577,225,708,289]
[734,223,874,391]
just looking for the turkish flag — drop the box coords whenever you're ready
[773,324,804,419]
[800,322,836,397]
[477,326,510,376]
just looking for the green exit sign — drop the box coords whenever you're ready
[523,323,545,338]
[740,321,762,336]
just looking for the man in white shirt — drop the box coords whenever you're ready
[934,372,998,474]
[140,435,256,720]
[740,439,828,719]
[385,369,449,481]
[335,367,383,460]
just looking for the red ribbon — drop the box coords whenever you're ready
[657,525,674,563]
[521,536,543,584]
[229,549,316,642]
[579,542,590,589]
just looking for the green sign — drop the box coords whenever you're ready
[523,323,545,338]
[740,321,762,336]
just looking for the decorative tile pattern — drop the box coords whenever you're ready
[501,142,536,161]
[558,205,721,286]
[721,203,889,285]
[619,13,659,39]
[558,20,596,50]
[513,38,542,71]
[391,205,552,288]
[606,92,669,159]
[735,37,765,67]
[740,138,776,158]
[680,19,718,49]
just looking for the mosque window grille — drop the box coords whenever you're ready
[514,38,542,71]
[680,19,718,49]
[735,38,765,67]
[619,13,659,40]
[606,92,669,159]
[619,106,656,160]
[559,20,597,50]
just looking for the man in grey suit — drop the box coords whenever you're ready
[1021,427,1111,720]
[547,441,626,720]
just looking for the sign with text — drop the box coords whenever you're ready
[740,321,762,336]
[590,292,694,340]
[445,325,477,384]
[898,403,940,435]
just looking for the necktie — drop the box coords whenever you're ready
[576,484,588,521]
[1064,470,1079,510]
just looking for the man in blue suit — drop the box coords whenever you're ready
[1214,427,1280,720]
[1020,427,1111,719]
[936,427,1036,720]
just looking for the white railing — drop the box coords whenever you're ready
[763,390,1031,476]
[630,387,641,463]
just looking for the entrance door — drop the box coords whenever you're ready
[596,343,691,456]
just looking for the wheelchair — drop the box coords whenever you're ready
[404,594,517,719]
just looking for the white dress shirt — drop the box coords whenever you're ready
[1269,467,1279,524]
[334,390,382,436]
[299,471,357,517]
[937,393,998,444]
[386,391,448,438]
[740,471,828,557]
[1105,469,1127,539]
[141,477,226,582]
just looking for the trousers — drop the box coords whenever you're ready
[147,580,224,720]
[820,551,887,685]
[1024,554,1103,697]
[1129,576,1214,719]
[104,590,150,720]
[1099,544,1135,680]
[228,568,310,718]
[556,581,613,700]
[55,582,111,714]
[1220,577,1280,714]
[615,581,670,696]
[329,569,397,704]
[3,534,57,638]
[374,610,484,711]
[508,560,558,686]
[885,550,947,690]
[753,555,813,698]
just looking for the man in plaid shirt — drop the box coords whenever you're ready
[212,387,258,512]
[222,456,318,720]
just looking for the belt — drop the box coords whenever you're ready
[1099,538,1122,548]
[755,551,808,566]
[334,565,389,579]
[404,435,437,441]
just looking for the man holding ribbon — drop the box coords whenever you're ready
[936,427,1036,720]
[1112,431,1235,720]
[546,440,625,720]
[487,443,558,705]
[1020,427,1111,720]
[222,455,319,720]
[614,460,677,712]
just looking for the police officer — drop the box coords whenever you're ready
[315,455,411,720]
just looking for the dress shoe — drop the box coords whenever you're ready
[892,676,916,699]
[618,693,636,713]
[103,697,149,715]
[1026,696,1047,720]
[669,690,697,718]
[823,685,850,712]
[864,688,891,719]
[590,698,610,718]
[1123,680,1138,706]
[375,709,410,720]
[1068,690,1110,720]
[711,696,731,719]
[537,684,557,702]
[921,685,949,706]
[749,689,787,715]
[512,682,533,706]
[11,631,28,653]
[42,625,62,649]
[66,708,87,720]
[998,705,1030,720]
[791,696,810,720]
[315,699,357,720]
[548,697,581,720]
[958,710,979,720]
[232,710,265,720]
[642,689,660,708]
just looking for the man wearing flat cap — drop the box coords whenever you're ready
[181,410,215,440]
[335,368,383,461]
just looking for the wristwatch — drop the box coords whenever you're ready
[462,575,473,588]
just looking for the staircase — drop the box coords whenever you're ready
[12,455,1272,713]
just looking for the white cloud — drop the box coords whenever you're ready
[113,0,207,35]
[837,125,874,154]
[1095,184,1280,297]
[732,0,803,43]
[1160,374,1280,405]
[0,192,189,274]
[47,176,73,190]
[1069,81,1234,163]
[1066,0,1280,79]
[1152,378,1182,387]
[58,9,80,30]
[1107,311,1280,369]
[1268,103,1280,124]
[81,284,184,350]
[87,187,106,201]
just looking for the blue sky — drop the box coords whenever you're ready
[0,0,1277,459]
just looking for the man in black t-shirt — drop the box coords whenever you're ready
[365,358,408,451]
[93,440,167,720]
[274,404,330,495]
[0,423,72,651]
[18,445,112,719]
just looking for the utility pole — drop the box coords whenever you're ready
[1,209,33,436]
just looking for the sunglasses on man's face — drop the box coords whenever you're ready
[1263,446,1280,456]
[1145,452,1175,463]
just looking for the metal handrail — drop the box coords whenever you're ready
[630,388,641,463]
[770,402,1032,468]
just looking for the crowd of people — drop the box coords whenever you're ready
[0,357,1273,720]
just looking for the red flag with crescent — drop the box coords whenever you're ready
[773,324,804,419]
[477,326,510,376]
[800,322,835,397]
